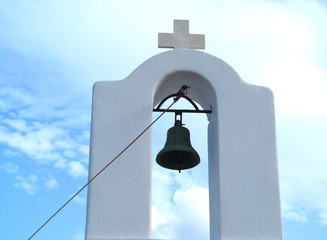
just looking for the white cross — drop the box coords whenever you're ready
[158,20,205,49]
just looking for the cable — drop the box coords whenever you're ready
[27,86,188,240]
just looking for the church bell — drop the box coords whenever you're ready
[156,120,200,172]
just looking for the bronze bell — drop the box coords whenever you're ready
[156,120,200,172]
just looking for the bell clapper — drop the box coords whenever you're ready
[177,151,182,173]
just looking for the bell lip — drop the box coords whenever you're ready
[156,161,200,171]
[155,149,200,171]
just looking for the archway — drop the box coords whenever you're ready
[151,76,211,239]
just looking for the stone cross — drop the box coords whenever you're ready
[158,20,205,49]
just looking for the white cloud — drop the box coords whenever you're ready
[202,0,327,118]
[280,173,327,225]
[2,118,30,132]
[277,115,327,225]
[0,162,19,174]
[73,195,87,205]
[73,230,85,240]
[68,161,88,178]
[320,212,327,225]
[152,184,209,240]
[151,205,168,231]
[152,166,209,240]
[79,145,89,157]
[14,174,38,195]
[0,118,89,177]
[264,57,327,116]
[172,187,209,239]
[0,122,63,162]
[44,177,58,190]
[0,86,37,111]
[281,196,308,223]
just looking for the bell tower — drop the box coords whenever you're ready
[85,20,282,240]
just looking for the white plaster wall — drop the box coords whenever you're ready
[85,49,282,240]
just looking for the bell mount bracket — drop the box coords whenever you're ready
[153,90,212,124]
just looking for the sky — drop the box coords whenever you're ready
[0,0,327,240]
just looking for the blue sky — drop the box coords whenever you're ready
[0,0,327,240]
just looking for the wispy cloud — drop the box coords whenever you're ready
[0,162,19,174]
[0,118,89,177]
[14,174,38,195]
[68,161,88,178]
[152,169,209,240]
[73,194,87,205]
[44,177,58,190]
[73,230,85,240]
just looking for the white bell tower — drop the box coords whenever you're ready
[85,20,282,240]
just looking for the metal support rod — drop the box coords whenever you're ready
[153,92,212,114]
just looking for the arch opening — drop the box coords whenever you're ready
[151,71,214,240]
